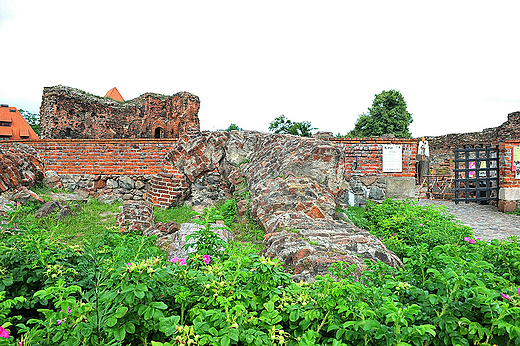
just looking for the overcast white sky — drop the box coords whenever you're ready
[1,0,520,137]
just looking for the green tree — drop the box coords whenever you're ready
[348,90,413,138]
[19,109,40,136]
[268,115,315,137]
[221,123,243,132]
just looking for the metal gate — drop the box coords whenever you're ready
[453,146,499,204]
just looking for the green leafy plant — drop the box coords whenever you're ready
[3,195,520,345]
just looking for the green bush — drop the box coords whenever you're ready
[360,199,473,257]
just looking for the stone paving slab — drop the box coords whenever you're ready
[417,199,520,241]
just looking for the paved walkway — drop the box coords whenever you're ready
[416,199,520,241]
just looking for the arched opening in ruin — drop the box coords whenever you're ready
[154,127,164,138]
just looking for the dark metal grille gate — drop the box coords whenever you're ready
[453,146,499,204]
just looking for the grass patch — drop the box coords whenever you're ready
[11,198,123,246]
[154,204,197,224]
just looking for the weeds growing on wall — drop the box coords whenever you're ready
[1,196,520,345]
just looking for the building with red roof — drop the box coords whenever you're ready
[0,104,39,140]
[104,87,124,102]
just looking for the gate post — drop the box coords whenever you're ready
[498,141,520,212]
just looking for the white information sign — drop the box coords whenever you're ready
[382,145,402,172]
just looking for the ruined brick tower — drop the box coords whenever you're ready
[39,85,200,139]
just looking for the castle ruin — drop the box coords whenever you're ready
[39,85,201,139]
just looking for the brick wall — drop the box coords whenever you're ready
[1,136,418,207]
[330,137,417,178]
[1,137,416,179]
[499,140,520,189]
[147,163,190,207]
[427,111,520,176]
[0,139,178,175]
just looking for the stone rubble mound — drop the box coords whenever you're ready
[0,143,45,193]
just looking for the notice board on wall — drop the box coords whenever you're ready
[382,144,402,172]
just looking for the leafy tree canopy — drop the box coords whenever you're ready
[268,115,315,137]
[348,90,413,138]
[221,123,243,132]
[19,109,40,136]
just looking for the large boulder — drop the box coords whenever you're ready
[263,215,402,281]
[150,131,403,280]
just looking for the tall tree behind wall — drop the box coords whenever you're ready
[348,90,413,138]
[268,115,316,137]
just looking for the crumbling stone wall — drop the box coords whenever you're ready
[40,85,200,139]
[427,111,520,175]
[0,139,177,201]
[147,132,417,208]
[0,143,44,193]
[148,131,407,279]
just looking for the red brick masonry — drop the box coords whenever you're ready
[0,139,177,175]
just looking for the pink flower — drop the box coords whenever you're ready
[203,255,211,265]
[393,233,396,237]
[470,239,476,244]
[19,341,24,346]
[464,237,471,242]
[420,223,423,227]
[501,292,511,300]
[169,256,178,264]
[517,287,520,297]
[0,326,9,338]
[178,258,187,266]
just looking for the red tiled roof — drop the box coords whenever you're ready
[104,87,124,102]
[0,127,12,136]
[0,106,39,140]
[0,114,12,122]
[19,128,30,137]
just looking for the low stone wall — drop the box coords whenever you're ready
[51,172,151,201]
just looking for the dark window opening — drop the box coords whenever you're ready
[9,109,15,112]
[65,128,72,137]
[0,122,11,127]
[154,127,164,138]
